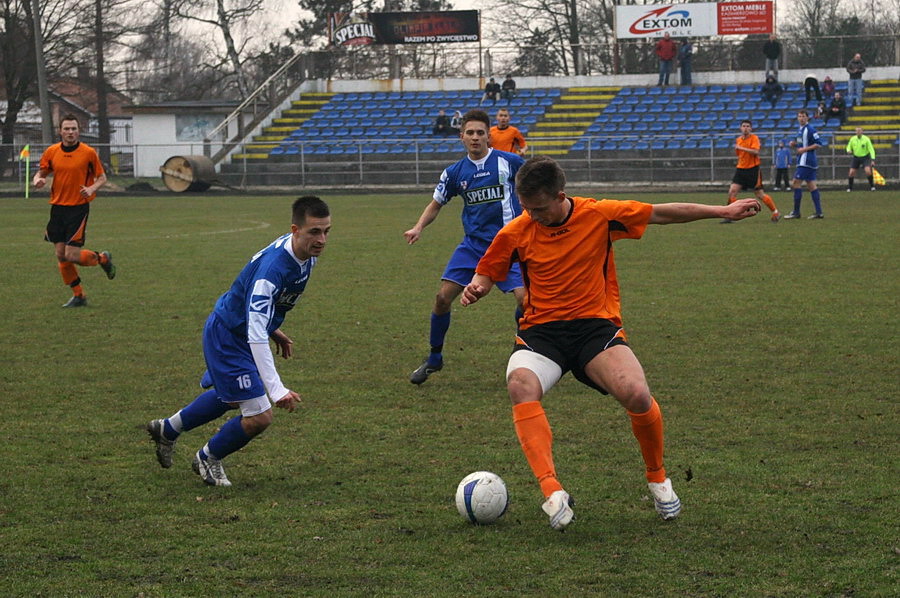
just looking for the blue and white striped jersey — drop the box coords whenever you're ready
[212,233,315,344]
[433,148,525,247]
[796,123,823,169]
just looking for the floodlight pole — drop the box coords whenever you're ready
[31,0,54,143]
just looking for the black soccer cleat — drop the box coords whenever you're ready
[410,360,443,385]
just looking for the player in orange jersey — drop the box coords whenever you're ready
[723,119,780,223]
[489,108,527,156]
[461,156,761,531]
[34,114,115,307]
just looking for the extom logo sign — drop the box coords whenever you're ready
[628,6,693,35]
[615,2,772,39]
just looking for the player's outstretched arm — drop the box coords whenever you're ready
[650,198,761,225]
[404,200,442,245]
[461,274,495,306]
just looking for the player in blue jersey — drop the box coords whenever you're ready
[404,109,526,385]
[146,196,331,486]
[785,110,825,219]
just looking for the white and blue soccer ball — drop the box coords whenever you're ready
[455,471,509,525]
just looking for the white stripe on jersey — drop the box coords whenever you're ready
[248,278,277,344]
[496,154,517,226]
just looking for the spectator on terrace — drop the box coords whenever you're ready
[821,76,836,100]
[846,53,866,107]
[763,34,781,78]
[450,110,462,135]
[432,109,453,136]
[655,33,677,86]
[501,75,517,104]
[761,75,783,108]
[814,101,827,120]
[678,39,693,85]
[481,77,501,106]
[804,73,822,104]
[825,92,847,127]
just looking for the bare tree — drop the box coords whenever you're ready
[171,0,268,98]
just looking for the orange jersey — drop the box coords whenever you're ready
[735,134,761,169]
[476,196,653,328]
[39,142,105,206]
[490,125,527,153]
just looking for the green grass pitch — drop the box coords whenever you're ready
[0,188,897,596]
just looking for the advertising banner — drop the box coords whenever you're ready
[615,2,773,39]
[329,11,480,46]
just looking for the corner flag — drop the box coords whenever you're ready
[20,145,30,199]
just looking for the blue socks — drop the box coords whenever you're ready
[163,389,231,440]
[811,189,822,214]
[428,312,451,366]
[791,188,823,216]
[205,416,252,460]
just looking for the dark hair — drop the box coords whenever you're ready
[58,113,80,129]
[741,119,752,126]
[461,109,490,130]
[515,156,566,199]
[797,109,810,117]
[292,195,330,226]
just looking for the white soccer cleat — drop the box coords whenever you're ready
[648,478,682,520]
[542,490,575,531]
[192,451,232,487]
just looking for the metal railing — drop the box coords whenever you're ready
[4,132,897,190]
[201,53,309,165]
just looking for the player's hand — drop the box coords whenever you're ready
[80,185,93,198]
[727,198,762,221]
[33,176,46,189]
[272,330,293,359]
[274,391,301,413]
[403,228,421,245]
[461,283,486,306]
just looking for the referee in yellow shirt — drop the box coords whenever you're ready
[845,126,876,191]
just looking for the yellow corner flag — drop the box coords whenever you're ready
[21,145,31,199]
[872,168,886,186]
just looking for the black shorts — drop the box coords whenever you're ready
[850,156,871,170]
[732,166,763,190]
[512,318,628,394]
[45,203,90,246]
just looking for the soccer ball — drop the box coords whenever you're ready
[455,471,509,524]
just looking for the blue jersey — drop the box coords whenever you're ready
[775,147,793,169]
[212,233,316,344]
[795,124,823,169]
[434,148,524,248]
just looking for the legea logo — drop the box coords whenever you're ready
[628,6,692,35]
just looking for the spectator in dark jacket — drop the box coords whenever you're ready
[763,34,781,77]
[480,78,501,106]
[846,53,866,106]
[825,92,847,126]
[821,76,836,100]
[761,75,783,108]
[500,75,517,104]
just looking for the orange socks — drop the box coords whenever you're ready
[513,401,562,498]
[78,249,101,266]
[58,262,83,297]
[627,398,667,483]
[760,194,777,212]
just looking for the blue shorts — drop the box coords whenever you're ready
[201,313,266,402]
[442,238,522,292]
[794,166,817,181]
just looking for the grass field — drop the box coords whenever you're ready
[0,188,897,597]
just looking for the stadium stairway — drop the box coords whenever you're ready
[232,93,334,161]
[528,87,619,155]
[832,79,900,150]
